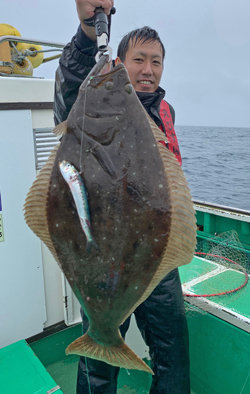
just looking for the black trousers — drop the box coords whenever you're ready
[76,268,190,394]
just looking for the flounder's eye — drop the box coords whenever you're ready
[105,81,114,90]
[125,84,133,94]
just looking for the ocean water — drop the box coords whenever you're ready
[175,125,250,211]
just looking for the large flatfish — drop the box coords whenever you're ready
[24,57,196,374]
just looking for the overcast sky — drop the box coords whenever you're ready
[2,0,250,127]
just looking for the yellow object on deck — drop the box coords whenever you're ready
[12,56,33,76]
[0,23,45,76]
[0,23,21,38]
[0,41,12,74]
[16,42,44,68]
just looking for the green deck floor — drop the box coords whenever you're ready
[179,256,250,319]
[47,357,152,393]
[1,255,249,393]
[192,269,250,315]
[29,323,153,393]
[0,339,152,393]
[0,340,63,394]
[0,336,197,393]
[179,256,218,283]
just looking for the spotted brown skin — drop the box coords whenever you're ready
[49,62,170,329]
[24,61,196,373]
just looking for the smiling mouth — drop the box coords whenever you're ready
[138,80,153,85]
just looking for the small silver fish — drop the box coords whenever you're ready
[59,160,98,252]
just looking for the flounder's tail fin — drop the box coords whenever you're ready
[66,332,153,375]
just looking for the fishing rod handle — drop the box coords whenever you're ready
[94,7,109,37]
[84,6,116,29]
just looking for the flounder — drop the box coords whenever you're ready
[24,56,196,374]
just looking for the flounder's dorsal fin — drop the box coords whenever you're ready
[121,111,197,324]
[23,144,60,263]
[53,120,68,138]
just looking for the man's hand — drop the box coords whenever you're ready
[75,0,114,41]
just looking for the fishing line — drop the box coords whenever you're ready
[78,54,109,173]
[240,370,250,394]
[79,85,88,173]
[77,77,91,391]
[85,356,92,394]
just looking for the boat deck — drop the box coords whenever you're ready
[1,254,249,394]
[1,338,152,394]
[179,256,250,332]
[180,256,250,332]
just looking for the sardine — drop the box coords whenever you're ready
[59,160,98,252]
[24,58,196,374]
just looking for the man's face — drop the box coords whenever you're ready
[116,39,164,93]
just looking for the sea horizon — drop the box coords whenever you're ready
[175,125,250,212]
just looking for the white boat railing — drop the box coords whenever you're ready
[193,199,250,222]
[0,35,65,72]
[0,35,65,49]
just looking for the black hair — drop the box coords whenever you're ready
[117,26,165,62]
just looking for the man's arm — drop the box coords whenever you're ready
[53,0,114,125]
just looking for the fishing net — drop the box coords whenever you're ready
[183,230,249,298]
[182,230,249,394]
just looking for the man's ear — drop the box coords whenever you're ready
[115,57,122,65]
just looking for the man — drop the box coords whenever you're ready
[54,1,190,393]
